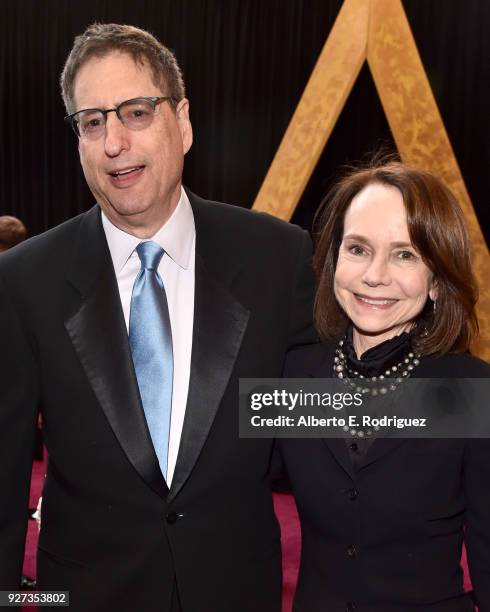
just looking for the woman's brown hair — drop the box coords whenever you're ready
[313,161,479,355]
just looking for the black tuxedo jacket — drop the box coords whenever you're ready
[280,342,490,612]
[0,191,315,611]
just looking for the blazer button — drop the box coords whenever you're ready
[349,442,358,452]
[166,511,178,524]
[347,488,358,501]
[346,545,358,558]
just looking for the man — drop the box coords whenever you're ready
[0,215,27,252]
[0,24,315,611]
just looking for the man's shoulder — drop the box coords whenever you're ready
[0,207,96,278]
[187,189,306,241]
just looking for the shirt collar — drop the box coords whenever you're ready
[101,187,195,274]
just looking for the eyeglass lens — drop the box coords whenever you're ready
[75,98,157,138]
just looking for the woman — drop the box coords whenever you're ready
[281,162,490,612]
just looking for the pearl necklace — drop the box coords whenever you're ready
[333,337,421,438]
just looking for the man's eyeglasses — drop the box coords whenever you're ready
[65,96,175,139]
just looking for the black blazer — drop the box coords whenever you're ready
[280,342,490,612]
[0,191,315,612]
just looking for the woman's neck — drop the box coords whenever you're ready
[352,323,412,358]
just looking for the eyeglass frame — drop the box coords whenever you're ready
[64,96,177,138]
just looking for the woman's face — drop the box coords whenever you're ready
[334,183,436,347]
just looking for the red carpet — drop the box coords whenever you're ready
[273,492,301,612]
[23,459,472,611]
[22,459,45,581]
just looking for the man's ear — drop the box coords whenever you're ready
[176,98,193,155]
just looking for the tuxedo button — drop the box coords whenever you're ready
[347,488,358,501]
[349,443,358,452]
[346,603,355,611]
[346,545,358,558]
[166,511,178,524]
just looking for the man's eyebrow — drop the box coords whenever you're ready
[77,99,125,111]
[342,234,413,248]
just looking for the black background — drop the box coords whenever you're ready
[1,1,488,246]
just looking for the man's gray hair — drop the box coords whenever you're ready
[60,23,185,114]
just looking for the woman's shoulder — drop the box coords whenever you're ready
[417,351,490,377]
[284,340,337,377]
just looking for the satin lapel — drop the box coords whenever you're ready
[64,206,167,498]
[168,193,250,502]
[168,254,249,502]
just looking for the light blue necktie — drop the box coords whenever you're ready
[129,241,173,480]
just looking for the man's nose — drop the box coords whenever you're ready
[361,254,391,286]
[103,111,130,157]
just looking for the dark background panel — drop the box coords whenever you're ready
[0,0,488,247]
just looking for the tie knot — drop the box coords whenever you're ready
[136,241,165,270]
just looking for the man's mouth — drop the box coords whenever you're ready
[109,166,144,178]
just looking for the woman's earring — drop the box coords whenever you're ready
[433,299,437,313]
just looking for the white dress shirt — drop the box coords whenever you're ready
[101,187,195,485]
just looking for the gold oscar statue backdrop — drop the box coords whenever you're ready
[253,0,490,360]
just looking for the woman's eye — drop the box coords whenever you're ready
[396,250,417,261]
[348,245,365,256]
